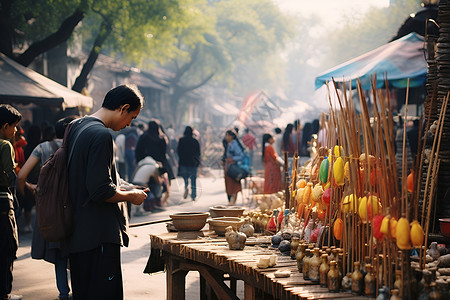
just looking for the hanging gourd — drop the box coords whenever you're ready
[344,161,350,180]
[297,179,307,189]
[380,216,390,235]
[334,157,345,186]
[358,195,381,221]
[295,188,305,203]
[396,217,411,250]
[297,203,306,219]
[311,184,324,203]
[341,194,357,213]
[410,220,424,248]
[319,158,329,183]
[407,170,414,193]
[373,215,384,240]
[322,188,331,206]
[390,218,398,239]
[333,218,343,240]
[303,182,313,205]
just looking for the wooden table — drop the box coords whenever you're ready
[145,230,368,300]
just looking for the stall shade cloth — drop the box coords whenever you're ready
[315,33,426,90]
[0,53,93,109]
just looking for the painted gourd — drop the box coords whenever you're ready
[380,216,390,235]
[407,171,414,193]
[358,195,381,221]
[311,184,324,203]
[410,220,424,248]
[341,194,357,213]
[322,188,331,206]
[396,217,411,249]
[344,161,350,180]
[297,179,307,189]
[319,158,329,183]
[334,157,345,186]
[333,218,343,240]
[390,218,398,239]
[373,215,384,240]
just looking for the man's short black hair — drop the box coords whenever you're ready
[0,104,22,127]
[102,84,144,112]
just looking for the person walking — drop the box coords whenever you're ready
[17,116,76,300]
[66,85,148,300]
[0,104,23,300]
[262,134,284,194]
[177,126,201,201]
[223,129,246,205]
[241,128,256,173]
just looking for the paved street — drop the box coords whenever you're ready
[11,170,254,299]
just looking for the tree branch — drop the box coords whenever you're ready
[15,8,85,66]
[179,72,215,94]
[171,47,199,84]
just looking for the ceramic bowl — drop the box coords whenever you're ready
[209,205,245,218]
[169,212,209,231]
[208,217,245,235]
[439,218,450,238]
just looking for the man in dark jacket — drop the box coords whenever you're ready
[177,126,201,201]
[67,85,148,300]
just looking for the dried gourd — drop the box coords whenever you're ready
[333,218,343,240]
[410,220,424,248]
[396,217,411,249]
[334,157,345,186]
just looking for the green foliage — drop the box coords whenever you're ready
[5,0,84,47]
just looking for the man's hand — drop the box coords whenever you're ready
[128,188,149,205]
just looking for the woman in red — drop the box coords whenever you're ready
[262,133,284,194]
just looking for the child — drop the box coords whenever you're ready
[0,104,23,300]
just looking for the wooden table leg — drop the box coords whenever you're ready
[244,282,257,300]
[166,255,188,300]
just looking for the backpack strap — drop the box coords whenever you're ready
[66,120,102,166]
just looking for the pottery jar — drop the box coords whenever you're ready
[309,248,321,283]
[390,289,402,300]
[319,254,329,287]
[296,243,307,272]
[351,261,363,295]
[302,249,311,280]
[364,264,376,297]
[327,261,340,292]
[290,237,300,259]
[342,273,352,292]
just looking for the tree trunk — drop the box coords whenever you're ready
[0,0,14,58]
[16,8,85,66]
[72,20,112,93]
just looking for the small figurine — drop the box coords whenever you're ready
[239,217,255,237]
[225,226,246,250]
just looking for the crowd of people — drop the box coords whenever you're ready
[0,85,204,300]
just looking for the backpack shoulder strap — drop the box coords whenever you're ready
[67,120,102,165]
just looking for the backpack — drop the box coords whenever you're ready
[35,120,97,242]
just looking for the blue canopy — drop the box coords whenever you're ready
[315,33,427,90]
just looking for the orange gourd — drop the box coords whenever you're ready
[303,182,313,204]
[334,218,343,240]
[407,170,414,193]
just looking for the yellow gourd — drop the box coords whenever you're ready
[390,218,398,239]
[358,195,381,221]
[341,194,357,213]
[334,157,345,186]
[344,161,350,180]
[380,216,390,235]
[410,220,424,248]
[396,217,411,249]
[334,145,341,157]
